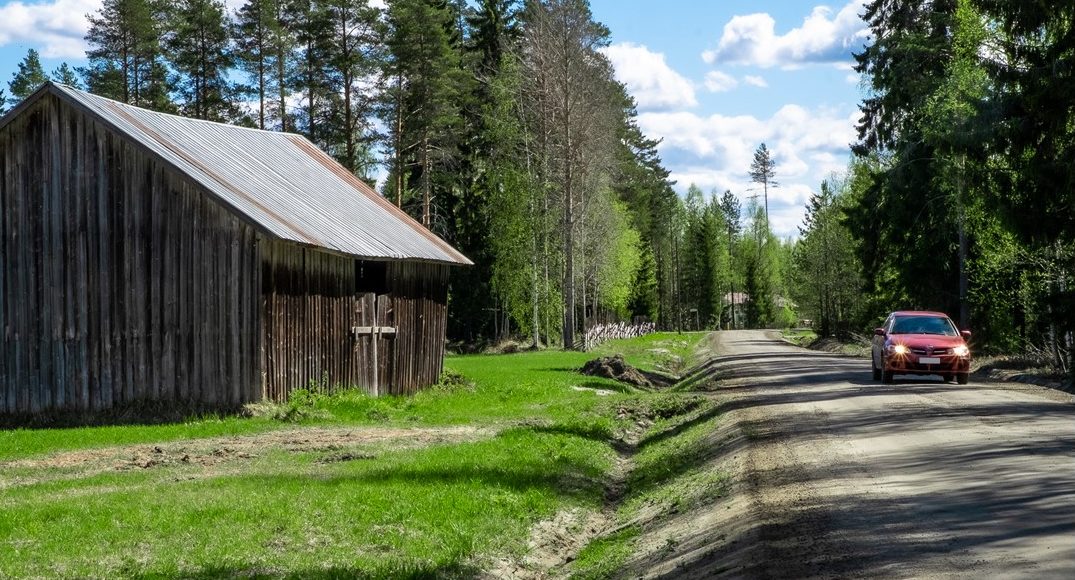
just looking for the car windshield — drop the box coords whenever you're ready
[891,316,958,336]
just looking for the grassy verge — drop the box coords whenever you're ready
[0,332,709,578]
[782,328,872,357]
[781,328,818,348]
[570,395,730,579]
[590,332,707,377]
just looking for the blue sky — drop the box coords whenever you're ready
[0,0,869,237]
[590,0,869,237]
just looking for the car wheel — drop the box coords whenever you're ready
[957,373,969,385]
[872,360,881,381]
[882,369,894,384]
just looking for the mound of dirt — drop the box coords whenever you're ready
[580,355,653,387]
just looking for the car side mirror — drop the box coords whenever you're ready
[874,328,885,336]
[961,330,972,339]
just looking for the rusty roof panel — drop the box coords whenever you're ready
[49,83,471,265]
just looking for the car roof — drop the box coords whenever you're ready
[891,310,951,318]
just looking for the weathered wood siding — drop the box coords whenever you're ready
[385,261,450,395]
[0,93,261,415]
[260,242,450,399]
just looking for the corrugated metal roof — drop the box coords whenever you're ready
[28,83,471,265]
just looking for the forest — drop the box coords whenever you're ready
[1,0,1072,377]
[0,0,796,350]
[835,0,1075,376]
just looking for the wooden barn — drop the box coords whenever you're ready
[0,82,471,416]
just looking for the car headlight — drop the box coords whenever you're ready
[953,345,969,357]
[889,344,909,355]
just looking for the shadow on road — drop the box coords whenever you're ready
[657,331,1075,578]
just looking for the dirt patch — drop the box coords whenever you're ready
[581,355,675,388]
[483,507,612,579]
[2,426,493,488]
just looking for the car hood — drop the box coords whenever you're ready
[887,334,966,348]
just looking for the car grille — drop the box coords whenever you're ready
[910,347,952,355]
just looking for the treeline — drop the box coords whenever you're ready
[791,0,1075,375]
[2,0,791,348]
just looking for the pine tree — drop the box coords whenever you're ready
[50,63,82,88]
[289,0,336,147]
[749,142,777,231]
[447,0,522,342]
[382,0,465,230]
[9,49,48,100]
[84,0,173,109]
[521,0,620,349]
[167,0,238,121]
[322,0,383,177]
[720,190,742,328]
[234,0,290,130]
[0,89,7,115]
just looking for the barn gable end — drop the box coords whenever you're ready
[0,84,467,418]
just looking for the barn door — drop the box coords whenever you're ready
[375,294,396,395]
[354,293,395,396]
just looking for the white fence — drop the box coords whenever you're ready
[583,322,657,350]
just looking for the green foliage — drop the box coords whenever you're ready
[749,142,777,224]
[232,0,292,131]
[49,63,81,89]
[594,201,644,318]
[792,176,863,337]
[8,49,48,100]
[627,245,659,321]
[84,0,174,110]
[382,0,467,230]
[166,0,237,121]
[680,185,730,328]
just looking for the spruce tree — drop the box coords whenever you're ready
[9,49,48,100]
[167,0,238,121]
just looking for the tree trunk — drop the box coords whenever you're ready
[395,73,404,208]
[422,133,431,227]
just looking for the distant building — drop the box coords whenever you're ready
[0,83,471,417]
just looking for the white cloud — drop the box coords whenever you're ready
[0,0,98,58]
[704,70,738,93]
[743,75,768,88]
[638,105,857,238]
[601,42,697,110]
[702,1,869,69]
[0,0,309,59]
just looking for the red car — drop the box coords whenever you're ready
[871,311,972,385]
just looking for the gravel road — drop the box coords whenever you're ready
[682,329,1075,579]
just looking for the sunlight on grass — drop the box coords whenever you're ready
[0,333,718,577]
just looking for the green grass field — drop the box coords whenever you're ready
[0,332,715,578]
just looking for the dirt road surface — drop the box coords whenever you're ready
[656,330,1075,579]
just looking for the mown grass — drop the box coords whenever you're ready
[0,332,710,578]
[1,428,610,578]
[0,416,281,463]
